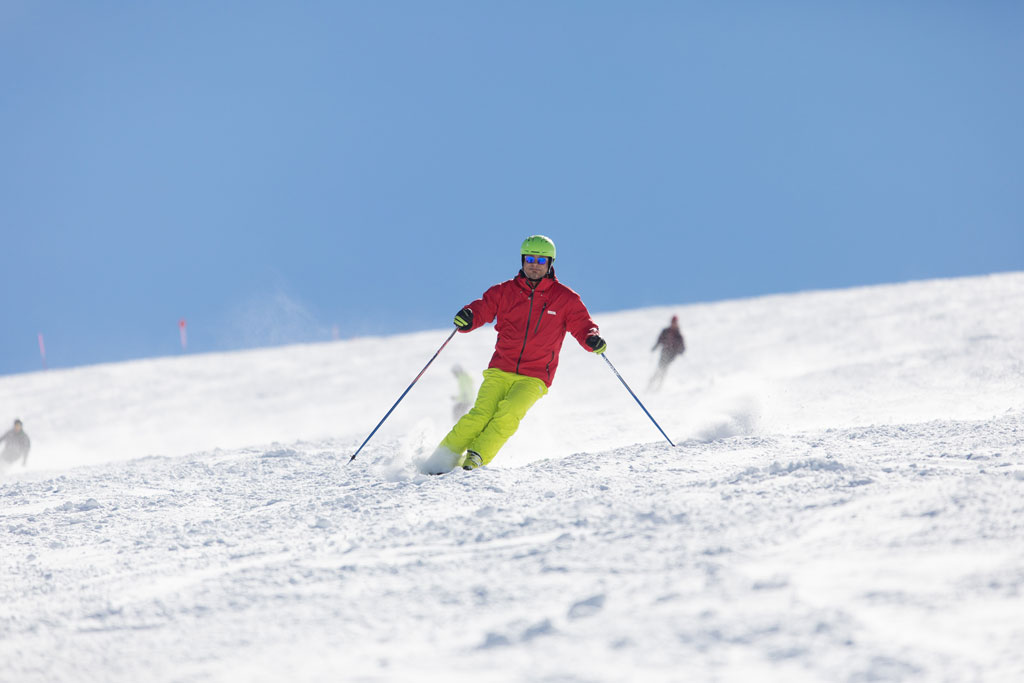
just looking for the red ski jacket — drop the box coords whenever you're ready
[461,270,600,387]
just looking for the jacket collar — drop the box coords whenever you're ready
[516,268,556,292]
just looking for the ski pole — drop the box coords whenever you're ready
[348,328,458,463]
[600,353,676,447]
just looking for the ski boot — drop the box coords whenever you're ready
[462,450,483,471]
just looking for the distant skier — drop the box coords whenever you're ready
[451,364,475,420]
[648,315,685,391]
[423,235,606,473]
[0,419,31,472]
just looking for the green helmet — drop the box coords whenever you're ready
[520,235,556,260]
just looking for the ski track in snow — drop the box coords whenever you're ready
[2,272,1024,682]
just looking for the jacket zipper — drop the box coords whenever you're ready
[515,290,536,375]
[534,302,548,335]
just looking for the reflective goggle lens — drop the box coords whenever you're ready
[524,255,549,265]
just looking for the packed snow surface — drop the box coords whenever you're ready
[2,272,1023,682]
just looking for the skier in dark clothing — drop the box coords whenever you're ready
[0,419,31,471]
[649,316,685,390]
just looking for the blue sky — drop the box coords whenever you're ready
[2,1,1021,376]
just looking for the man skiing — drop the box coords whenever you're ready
[0,419,31,472]
[648,315,685,390]
[422,235,606,474]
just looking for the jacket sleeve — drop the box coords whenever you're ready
[462,282,504,332]
[565,293,600,350]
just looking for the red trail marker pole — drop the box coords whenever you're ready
[179,319,188,351]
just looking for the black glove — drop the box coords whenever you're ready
[454,307,474,330]
[585,335,607,354]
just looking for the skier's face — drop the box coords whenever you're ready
[522,255,550,280]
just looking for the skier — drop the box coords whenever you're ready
[648,315,685,391]
[422,235,606,474]
[0,419,31,472]
[451,364,475,420]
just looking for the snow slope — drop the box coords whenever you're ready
[2,272,1023,682]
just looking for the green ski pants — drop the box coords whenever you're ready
[439,367,548,465]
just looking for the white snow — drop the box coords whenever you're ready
[2,272,1023,682]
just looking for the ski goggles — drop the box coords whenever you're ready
[523,255,549,265]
